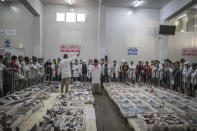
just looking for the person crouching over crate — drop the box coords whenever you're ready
[191,63,197,97]
[91,59,102,95]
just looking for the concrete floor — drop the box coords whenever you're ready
[94,92,133,131]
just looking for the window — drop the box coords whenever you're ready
[56,12,65,22]
[66,12,76,22]
[77,13,86,22]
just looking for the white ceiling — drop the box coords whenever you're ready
[41,0,172,9]
[101,0,172,9]
[41,0,99,7]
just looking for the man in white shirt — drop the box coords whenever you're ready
[87,59,93,82]
[91,59,102,94]
[191,63,197,97]
[59,53,80,93]
[111,60,119,82]
[182,62,192,95]
[129,61,136,84]
[72,59,80,82]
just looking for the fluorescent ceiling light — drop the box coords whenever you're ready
[66,12,76,22]
[67,0,72,5]
[133,0,143,7]
[56,12,65,22]
[1,0,5,2]
[177,14,187,19]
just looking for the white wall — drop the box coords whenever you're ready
[100,6,160,64]
[168,32,197,62]
[43,5,99,60]
[0,2,34,56]
[25,0,43,57]
[159,0,195,62]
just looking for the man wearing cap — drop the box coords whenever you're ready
[191,63,197,97]
[182,62,193,95]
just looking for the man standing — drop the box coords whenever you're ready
[182,62,192,95]
[91,59,102,94]
[122,61,129,83]
[87,59,93,82]
[72,59,80,82]
[59,53,80,93]
[81,60,87,82]
[191,63,197,97]
[171,61,180,91]
[136,61,144,83]
[102,61,111,83]
[111,60,119,82]
[129,61,136,84]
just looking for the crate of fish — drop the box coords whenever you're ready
[10,100,42,129]
[174,104,197,117]
[137,113,188,131]
[135,105,155,114]
[180,113,197,128]
[69,101,84,108]
[42,114,84,131]
[151,104,174,114]
[79,95,94,104]
[119,105,139,118]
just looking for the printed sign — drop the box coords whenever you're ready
[0,29,16,36]
[4,39,11,47]
[128,47,138,55]
[182,48,197,56]
[60,44,80,52]
[5,29,16,35]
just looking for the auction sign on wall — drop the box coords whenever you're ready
[128,47,138,55]
[182,48,197,56]
[60,44,80,52]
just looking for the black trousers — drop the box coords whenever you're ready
[122,72,127,83]
[73,77,80,82]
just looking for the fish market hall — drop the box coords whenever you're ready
[0,0,197,131]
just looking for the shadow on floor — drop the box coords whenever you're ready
[94,92,133,131]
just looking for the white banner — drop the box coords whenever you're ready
[0,29,16,36]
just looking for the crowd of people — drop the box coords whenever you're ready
[0,54,196,97]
